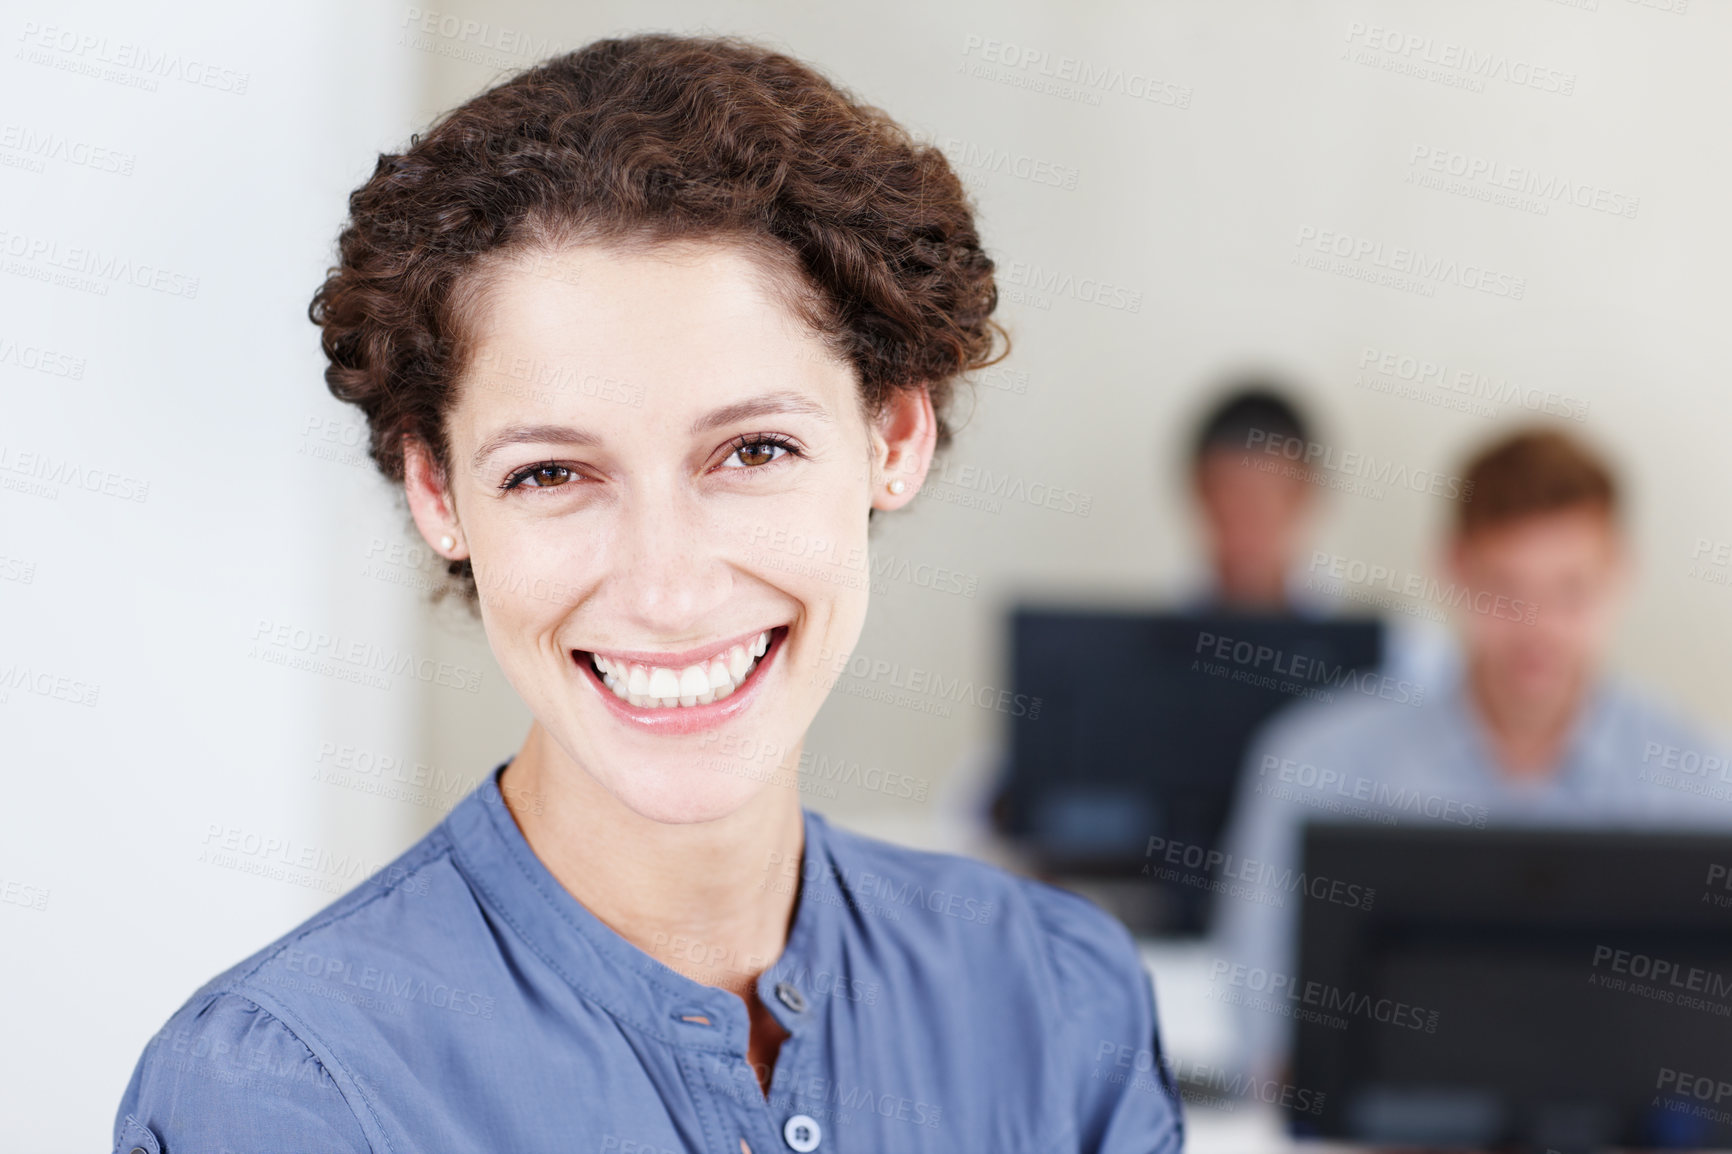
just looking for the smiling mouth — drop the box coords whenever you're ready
[575,627,786,710]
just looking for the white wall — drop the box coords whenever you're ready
[0,1,420,1146]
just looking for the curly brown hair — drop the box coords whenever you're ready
[308,32,1007,609]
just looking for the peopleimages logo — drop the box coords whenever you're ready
[0,660,100,707]
[0,442,149,501]
[0,333,86,379]
[765,850,998,926]
[398,7,577,62]
[1193,629,1425,707]
[1208,960,1439,1032]
[1293,225,1526,300]
[959,34,1193,109]
[1255,754,1490,828]
[1342,21,1576,96]
[939,136,1081,191]
[15,21,251,95]
[1244,428,1474,501]
[1591,945,1732,1000]
[1356,346,1590,422]
[815,645,1042,719]
[0,226,200,298]
[1657,1068,1732,1116]
[1643,740,1732,781]
[1000,259,1143,313]
[282,947,495,1019]
[1307,551,1536,625]
[1406,146,1639,220]
[249,618,483,693]
[1144,835,1376,910]
[0,123,136,175]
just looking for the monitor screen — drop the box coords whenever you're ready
[1292,824,1732,1150]
[999,607,1384,933]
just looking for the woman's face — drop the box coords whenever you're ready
[404,239,934,824]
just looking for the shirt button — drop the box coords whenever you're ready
[783,1113,822,1151]
[774,981,808,1013]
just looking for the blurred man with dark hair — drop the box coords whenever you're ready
[1183,385,1326,614]
[1177,381,1455,688]
[1212,424,1732,1081]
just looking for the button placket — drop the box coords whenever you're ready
[763,978,809,1098]
[754,974,818,1154]
[672,993,776,1154]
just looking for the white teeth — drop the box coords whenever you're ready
[588,631,775,709]
[726,644,750,682]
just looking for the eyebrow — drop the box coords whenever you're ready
[688,391,834,435]
[470,424,602,472]
[469,392,834,472]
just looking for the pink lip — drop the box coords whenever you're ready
[583,626,773,671]
[573,626,787,735]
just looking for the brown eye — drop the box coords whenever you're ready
[723,439,792,469]
[512,464,573,489]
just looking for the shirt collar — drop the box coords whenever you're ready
[444,760,830,1053]
[1441,672,1616,794]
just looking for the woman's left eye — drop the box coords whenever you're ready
[720,437,798,469]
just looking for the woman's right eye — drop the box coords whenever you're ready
[505,463,575,491]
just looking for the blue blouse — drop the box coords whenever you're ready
[114,763,1185,1153]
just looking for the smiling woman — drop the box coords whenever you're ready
[111,32,1184,1154]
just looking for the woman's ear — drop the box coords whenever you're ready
[869,386,938,511]
[403,438,467,559]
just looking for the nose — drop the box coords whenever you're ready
[604,482,736,637]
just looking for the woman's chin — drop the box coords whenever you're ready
[605,768,784,827]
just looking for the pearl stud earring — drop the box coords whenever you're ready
[439,534,456,552]
[887,479,906,495]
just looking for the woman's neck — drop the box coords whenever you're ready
[497,723,805,1002]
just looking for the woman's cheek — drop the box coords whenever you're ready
[473,521,596,613]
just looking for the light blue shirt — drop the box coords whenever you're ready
[1210,671,1732,1078]
[114,763,1185,1153]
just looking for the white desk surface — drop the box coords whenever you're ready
[1139,938,1362,1153]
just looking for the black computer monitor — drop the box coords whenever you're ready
[998,607,1384,934]
[1292,823,1732,1151]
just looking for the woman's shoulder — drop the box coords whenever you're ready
[195,817,460,1005]
[115,819,464,1149]
[115,985,375,1152]
[806,813,1177,1147]
[806,812,1146,988]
